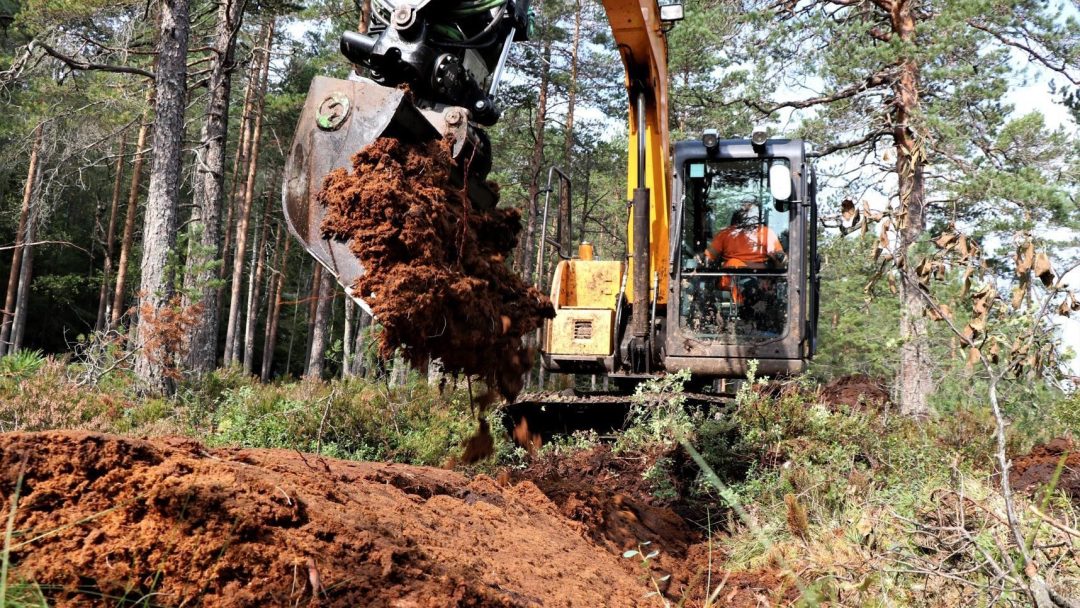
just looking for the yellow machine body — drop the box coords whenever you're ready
[544,260,623,358]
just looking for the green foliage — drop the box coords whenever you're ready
[201,375,480,465]
[810,234,899,380]
[0,349,45,386]
[616,368,694,451]
[1050,390,1080,433]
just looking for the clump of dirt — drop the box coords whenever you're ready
[1010,437,1079,504]
[819,374,890,410]
[0,431,655,607]
[318,137,553,408]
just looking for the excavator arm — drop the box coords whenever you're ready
[606,0,673,309]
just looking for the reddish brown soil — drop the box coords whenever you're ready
[1010,437,1079,504]
[819,374,890,410]
[318,138,553,407]
[1,431,655,607]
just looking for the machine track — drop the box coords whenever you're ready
[502,389,734,445]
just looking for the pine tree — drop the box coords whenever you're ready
[182,0,249,373]
[736,0,1080,416]
[133,0,191,393]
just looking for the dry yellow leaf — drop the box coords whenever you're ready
[1034,252,1054,287]
[934,232,959,250]
[966,347,980,370]
[1011,285,1026,309]
[1016,241,1034,276]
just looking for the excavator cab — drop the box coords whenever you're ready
[665,137,819,377]
[542,135,820,381]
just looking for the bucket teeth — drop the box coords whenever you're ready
[282,75,495,314]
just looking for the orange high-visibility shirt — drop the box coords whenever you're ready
[705,225,783,267]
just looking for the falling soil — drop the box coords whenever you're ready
[318,137,553,408]
[1010,437,1079,505]
[1,431,659,607]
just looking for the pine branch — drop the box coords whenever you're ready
[745,69,897,116]
[809,128,890,157]
[967,20,1080,86]
[35,41,155,80]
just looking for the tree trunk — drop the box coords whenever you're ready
[0,124,42,356]
[891,3,932,417]
[96,135,126,331]
[182,0,248,372]
[558,0,581,254]
[11,220,35,353]
[218,52,259,299]
[305,262,322,365]
[564,0,581,168]
[520,37,552,285]
[261,228,287,381]
[243,194,271,374]
[111,91,153,328]
[133,0,191,394]
[224,18,273,366]
[305,268,335,380]
[342,298,354,378]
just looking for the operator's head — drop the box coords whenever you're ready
[730,200,757,227]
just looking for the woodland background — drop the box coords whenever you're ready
[0,0,1076,410]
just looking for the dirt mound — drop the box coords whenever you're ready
[318,138,553,406]
[1010,437,1079,504]
[0,431,654,607]
[820,374,890,410]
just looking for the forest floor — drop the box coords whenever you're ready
[1,431,793,608]
[0,365,1076,607]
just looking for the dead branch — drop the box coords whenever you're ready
[35,40,155,80]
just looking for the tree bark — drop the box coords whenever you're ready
[182,0,248,372]
[261,227,287,381]
[133,0,191,393]
[11,199,36,352]
[218,51,258,300]
[520,37,552,285]
[891,1,933,417]
[96,134,126,331]
[0,123,42,356]
[305,262,322,365]
[342,298,353,378]
[305,267,335,380]
[224,18,273,366]
[111,91,153,328]
[243,194,271,374]
[558,0,581,254]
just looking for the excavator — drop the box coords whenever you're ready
[283,0,820,428]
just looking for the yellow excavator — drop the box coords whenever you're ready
[283,0,820,413]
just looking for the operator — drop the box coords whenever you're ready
[702,201,785,270]
[697,201,785,307]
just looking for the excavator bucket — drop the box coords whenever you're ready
[282,75,495,313]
